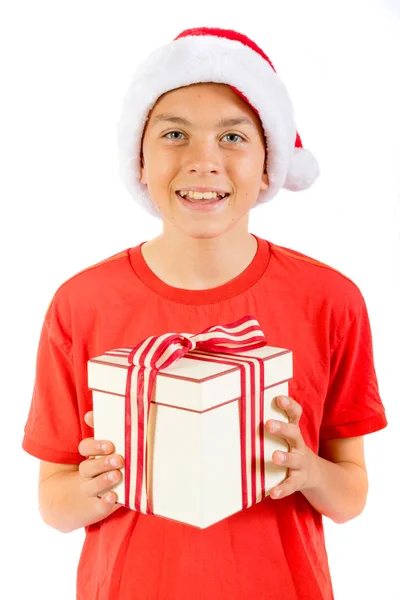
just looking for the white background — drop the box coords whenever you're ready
[2,0,399,598]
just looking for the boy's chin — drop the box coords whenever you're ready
[171,216,240,240]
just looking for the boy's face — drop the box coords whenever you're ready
[140,82,269,239]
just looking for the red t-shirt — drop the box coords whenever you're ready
[22,234,387,600]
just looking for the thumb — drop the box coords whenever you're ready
[84,410,94,428]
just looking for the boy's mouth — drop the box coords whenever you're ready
[176,190,229,202]
[175,190,230,211]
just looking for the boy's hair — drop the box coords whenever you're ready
[117,27,320,219]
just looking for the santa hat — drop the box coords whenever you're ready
[117,27,320,219]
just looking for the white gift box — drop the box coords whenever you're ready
[88,343,292,529]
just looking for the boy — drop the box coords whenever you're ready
[22,27,387,600]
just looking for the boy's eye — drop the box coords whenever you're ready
[221,133,244,143]
[163,131,245,143]
[164,131,185,140]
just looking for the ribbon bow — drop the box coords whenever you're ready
[124,314,268,514]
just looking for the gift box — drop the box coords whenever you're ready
[88,315,293,529]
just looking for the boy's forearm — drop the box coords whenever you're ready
[39,470,120,533]
[301,453,369,523]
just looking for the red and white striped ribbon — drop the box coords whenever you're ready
[123,314,268,514]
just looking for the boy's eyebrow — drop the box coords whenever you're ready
[151,113,256,129]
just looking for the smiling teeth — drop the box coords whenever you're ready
[178,191,226,200]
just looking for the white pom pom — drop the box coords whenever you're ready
[284,147,320,191]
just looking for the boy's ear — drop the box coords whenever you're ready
[260,164,269,191]
[140,155,147,185]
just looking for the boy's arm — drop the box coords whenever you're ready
[266,395,369,524]
[300,436,368,524]
[39,456,123,533]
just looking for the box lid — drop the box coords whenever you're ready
[88,344,292,412]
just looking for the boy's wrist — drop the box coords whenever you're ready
[301,448,322,492]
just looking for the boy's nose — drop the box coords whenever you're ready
[184,142,223,172]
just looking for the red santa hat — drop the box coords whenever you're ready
[117,27,320,219]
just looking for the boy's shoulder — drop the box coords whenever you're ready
[65,248,130,282]
[268,240,365,310]
[44,247,132,321]
[269,240,354,278]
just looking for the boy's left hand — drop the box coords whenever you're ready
[265,395,319,499]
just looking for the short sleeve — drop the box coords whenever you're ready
[22,317,84,464]
[320,295,388,440]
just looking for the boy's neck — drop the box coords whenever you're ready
[140,231,258,290]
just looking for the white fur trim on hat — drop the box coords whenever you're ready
[117,34,319,219]
[284,147,320,191]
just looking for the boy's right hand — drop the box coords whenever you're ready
[78,411,125,515]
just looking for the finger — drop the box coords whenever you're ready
[274,395,302,425]
[78,437,115,458]
[272,449,303,470]
[80,467,123,499]
[84,411,94,428]
[95,491,123,517]
[269,475,299,500]
[265,420,303,449]
[79,452,124,479]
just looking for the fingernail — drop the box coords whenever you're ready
[277,452,286,463]
[101,443,108,452]
[273,489,282,498]
[281,396,289,407]
[269,421,280,432]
